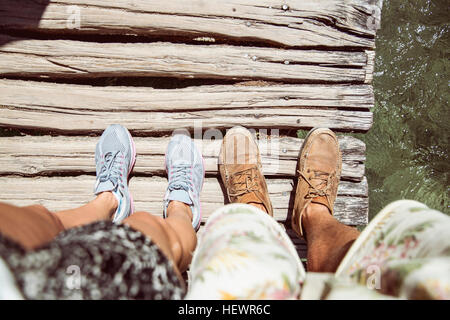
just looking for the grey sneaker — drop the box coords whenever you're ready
[94,124,136,223]
[163,134,205,231]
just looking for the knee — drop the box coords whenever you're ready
[126,211,161,224]
[123,212,169,234]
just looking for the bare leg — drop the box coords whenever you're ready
[0,192,118,250]
[246,179,356,273]
[122,200,197,276]
[57,192,196,275]
[54,192,117,229]
[0,202,65,250]
[302,203,360,272]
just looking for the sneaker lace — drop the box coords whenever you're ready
[168,163,193,193]
[228,166,260,197]
[98,151,125,190]
[298,170,335,200]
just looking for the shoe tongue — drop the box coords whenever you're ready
[95,180,115,194]
[173,159,190,167]
[168,190,192,205]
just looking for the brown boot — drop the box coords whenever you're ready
[218,126,273,216]
[292,128,342,238]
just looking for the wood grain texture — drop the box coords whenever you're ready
[0,79,374,112]
[0,0,383,48]
[0,175,368,225]
[0,135,365,181]
[0,105,373,134]
[0,35,373,83]
[0,78,373,133]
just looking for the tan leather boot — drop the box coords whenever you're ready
[292,128,342,238]
[218,126,273,216]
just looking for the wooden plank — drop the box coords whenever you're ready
[0,79,373,133]
[0,135,365,181]
[0,36,373,83]
[0,105,373,134]
[0,0,382,48]
[0,79,374,112]
[0,176,369,225]
[365,50,376,84]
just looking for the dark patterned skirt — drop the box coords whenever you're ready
[0,221,185,299]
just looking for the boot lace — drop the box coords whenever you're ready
[298,170,335,200]
[228,166,261,197]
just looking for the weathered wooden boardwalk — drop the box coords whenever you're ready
[0,0,382,258]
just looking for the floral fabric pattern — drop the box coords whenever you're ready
[188,200,450,300]
[186,203,305,299]
[335,200,450,299]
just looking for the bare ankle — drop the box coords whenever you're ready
[96,192,118,217]
[304,203,330,218]
[167,201,193,221]
[301,203,332,238]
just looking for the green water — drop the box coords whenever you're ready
[299,0,449,219]
[366,0,449,218]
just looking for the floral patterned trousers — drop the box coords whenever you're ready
[186,201,450,300]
